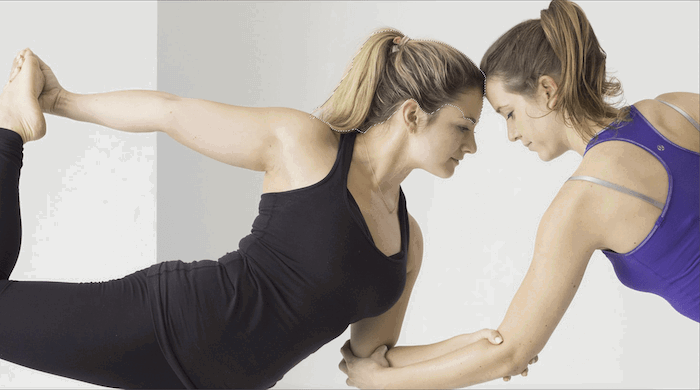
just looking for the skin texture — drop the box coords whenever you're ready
[24,47,510,384]
[0,49,46,142]
[337,74,699,389]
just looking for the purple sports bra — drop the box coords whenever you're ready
[568,100,699,322]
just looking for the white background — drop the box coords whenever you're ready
[1,1,698,389]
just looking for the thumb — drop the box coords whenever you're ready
[477,328,503,345]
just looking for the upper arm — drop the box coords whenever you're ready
[163,96,318,172]
[350,214,424,358]
[496,186,602,366]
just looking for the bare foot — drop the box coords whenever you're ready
[0,48,47,143]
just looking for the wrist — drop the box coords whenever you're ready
[53,89,75,118]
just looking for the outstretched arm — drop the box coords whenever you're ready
[32,49,309,171]
[342,184,602,389]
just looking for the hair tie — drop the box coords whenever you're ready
[391,35,410,53]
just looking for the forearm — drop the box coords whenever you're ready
[379,339,521,389]
[386,334,472,368]
[54,90,177,133]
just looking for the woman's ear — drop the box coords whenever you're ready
[537,75,559,110]
[400,98,422,133]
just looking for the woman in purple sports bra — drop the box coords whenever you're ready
[340,0,699,388]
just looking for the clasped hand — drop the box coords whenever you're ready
[339,329,538,389]
[7,48,65,115]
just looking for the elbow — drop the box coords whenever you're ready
[500,344,539,378]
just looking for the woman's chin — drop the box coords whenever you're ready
[436,166,456,179]
[537,148,566,162]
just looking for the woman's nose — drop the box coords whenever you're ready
[507,124,520,142]
[463,134,477,154]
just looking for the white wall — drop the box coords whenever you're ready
[0,1,157,388]
[158,1,699,389]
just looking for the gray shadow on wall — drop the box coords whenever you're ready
[156,3,266,262]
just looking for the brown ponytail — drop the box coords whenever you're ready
[316,27,484,133]
[481,0,630,140]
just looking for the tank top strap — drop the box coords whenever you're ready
[397,187,409,255]
[337,131,359,185]
[656,100,700,131]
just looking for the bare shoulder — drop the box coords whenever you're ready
[266,108,338,166]
[632,92,700,152]
[267,107,337,145]
[539,180,607,251]
[653,92,700,116]
[406,213,424,274]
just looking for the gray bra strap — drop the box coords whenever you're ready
[568,176,665,210]
[656,99,700,131]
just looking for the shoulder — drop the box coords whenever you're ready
[652,92,699,116]
[537,181,607,252]
[629,93,700,152]
[265,108,339,169]
[267,108,337,143]
[406,213,424,274]
[633,93,699,130]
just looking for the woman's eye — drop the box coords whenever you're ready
[506,111,514,120]
[459,126,472,132]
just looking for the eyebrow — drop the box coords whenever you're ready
[465,117,477,125]
[495,106,505,114]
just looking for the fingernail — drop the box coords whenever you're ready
[495,336,503,344]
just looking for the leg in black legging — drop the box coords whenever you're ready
[0,128,184,389]
[0,128,22,280]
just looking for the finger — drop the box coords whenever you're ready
[529,355,538,365]
[478,328,503,345]
[340,340,355,362]
[371,344,388,358]
[9,52,21,79]
[338,360,348,375]
[503,376,511,382]
[521,367,529,377]
[9,56,23,83]
[33,52,52,72]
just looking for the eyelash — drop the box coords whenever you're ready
[459,126,474,133]
[506,111,514,120]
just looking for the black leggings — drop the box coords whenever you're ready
[0,128,185,389]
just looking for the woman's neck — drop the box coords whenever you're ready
[353,124,412,201]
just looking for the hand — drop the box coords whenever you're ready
[459,328,505,346]
[457,329,538,382]
[9,50,65,115]
[339,340,389,389]
[502,355,539,382]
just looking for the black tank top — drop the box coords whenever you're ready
[147,131,409,388]
[240,130,409,320]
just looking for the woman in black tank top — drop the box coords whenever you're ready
[0,28,505,388]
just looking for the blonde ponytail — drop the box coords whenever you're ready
[316,27,483,133]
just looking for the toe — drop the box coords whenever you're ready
[9,62,21,83]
